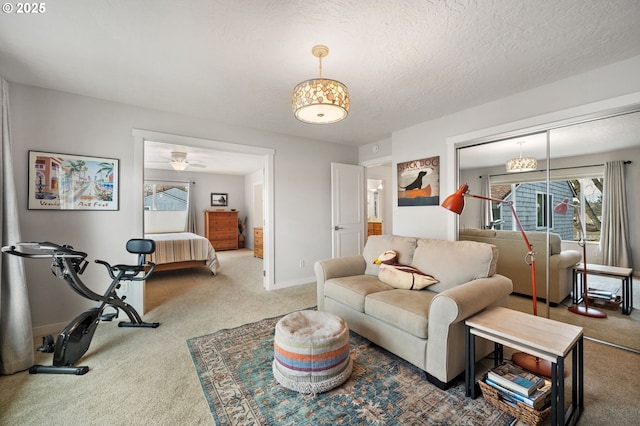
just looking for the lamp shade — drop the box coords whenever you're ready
[506,156,537,173]
[553,198,570,214]
[292,78,349,124]
[440,183,469,214]
[506,141,537,172]
[292,45,349,124]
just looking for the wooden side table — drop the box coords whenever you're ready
[572,263,634,314]
[465,307,584,426]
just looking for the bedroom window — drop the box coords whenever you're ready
[144,182,189,211]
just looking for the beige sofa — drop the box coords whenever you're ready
[459,228,581,305]
[314,235,513,389]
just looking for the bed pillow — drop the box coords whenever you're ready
[378,263,439,290]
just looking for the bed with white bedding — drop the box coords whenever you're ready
[144,232,220,274]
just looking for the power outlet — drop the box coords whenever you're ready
[120,281,129,293]
[299,259,305,269]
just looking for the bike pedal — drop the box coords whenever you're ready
[37,335,55,353]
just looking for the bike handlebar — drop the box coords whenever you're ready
[1,242,87,259]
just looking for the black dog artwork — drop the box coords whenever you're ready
[399,171,427,190]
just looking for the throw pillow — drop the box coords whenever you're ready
[378,263,439,290]
[373,250,398,265]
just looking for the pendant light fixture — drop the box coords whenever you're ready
[292,45,350,124]
[506,141,537,173]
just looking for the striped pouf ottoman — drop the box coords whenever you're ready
[272,310,352,394]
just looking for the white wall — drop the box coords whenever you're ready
[392,55,640,248]
[9,82,357,330]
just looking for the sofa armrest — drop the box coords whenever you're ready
[550,250,582,269]
[430,274,514,325]
[314,256,367,310]
[426,275,513,383]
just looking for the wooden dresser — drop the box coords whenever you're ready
[367,221,382,237]
[205,210,239,251]
[254,227,263,258]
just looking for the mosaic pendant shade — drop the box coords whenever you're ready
[506,141,537,173]
[292,45,349,124]
[506,156,538,173]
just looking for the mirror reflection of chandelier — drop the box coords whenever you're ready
[506,141,537,173]
[291,45,350,124]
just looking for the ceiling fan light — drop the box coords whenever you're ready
[170,160,189,171]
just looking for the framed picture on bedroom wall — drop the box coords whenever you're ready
[28,150,119,210]
[397,155,440,206]
[211,193,228,207]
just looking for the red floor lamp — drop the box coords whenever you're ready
[553,198,607,318]
[441,183,551,377]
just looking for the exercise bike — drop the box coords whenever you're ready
[1,239,160,375]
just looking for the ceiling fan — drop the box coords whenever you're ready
[149,151,206,171]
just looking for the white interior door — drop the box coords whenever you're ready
[331,162,365,258]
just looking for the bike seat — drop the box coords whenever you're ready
[127,239,156,256]
[95,239,157,280]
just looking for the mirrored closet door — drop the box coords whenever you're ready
[456,107,640,350]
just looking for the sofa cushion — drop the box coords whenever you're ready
[378,264,438,290]
[324,275,393,312]
[411,238,498,292]
[362,235,417,276]
[365,289,436,339]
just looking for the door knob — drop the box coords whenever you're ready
[334,226,343,231]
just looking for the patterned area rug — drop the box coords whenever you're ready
[187,313,515,425]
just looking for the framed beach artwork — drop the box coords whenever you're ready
[211,193,228,207]
[397,156,440,206]
[28,151,119,210]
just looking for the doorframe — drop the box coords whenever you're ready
[361,156,393,235]
[132,129,276,312]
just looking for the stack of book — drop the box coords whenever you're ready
[484,360,551,411]
[587,287,622,310]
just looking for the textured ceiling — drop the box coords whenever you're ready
[1,0,640,148]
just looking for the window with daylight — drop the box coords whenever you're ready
[562,177,603,242]
[144,182,189,211]
[536,192,554,229]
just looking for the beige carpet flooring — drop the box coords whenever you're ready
[0,249,638,425]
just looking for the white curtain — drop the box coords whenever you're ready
[600,161,632,267]
[0,78,34,374]
[481,175,493,229]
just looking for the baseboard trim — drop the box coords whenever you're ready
[271,276,315,290]
[32,321,67,340]
[584,336,640,355]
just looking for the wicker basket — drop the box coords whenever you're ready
[479,377,551,425]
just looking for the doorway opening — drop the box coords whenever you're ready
[132,129,275,314]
